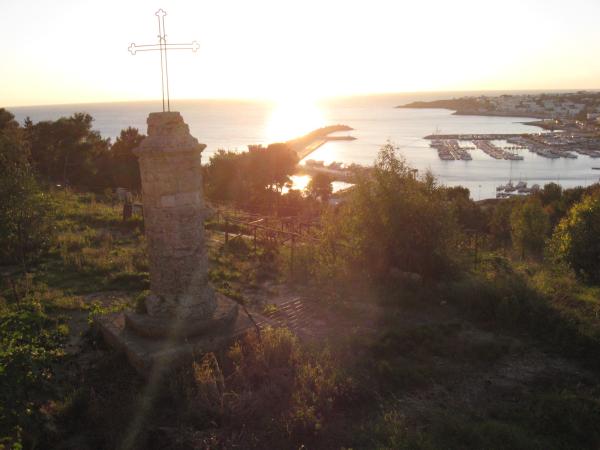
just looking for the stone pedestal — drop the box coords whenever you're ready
[134,111,218,328]
[97,305,256,376]
[96,112,251,376]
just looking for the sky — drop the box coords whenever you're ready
[2,0,600,107]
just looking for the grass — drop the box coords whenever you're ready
[0,192,146,448]
[208,234,284,305]
[31,193,149,294]
[3,192,600,449]
[0,192,296,447]
[441,253,600,368]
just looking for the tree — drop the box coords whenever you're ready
[24,113,110,189]
[246,143,298,194]
[204,150,249,205]
[320,143,457,281]
[538,182,562,206]
[510,197,549,258]
[204,143,298,212]
[0,108,19,133]
[0,131,53,269]
[110,127,145,191]
[489,199,514,248]
[307,173,333,202]
[551,193,600,282]
[444,186,486,232]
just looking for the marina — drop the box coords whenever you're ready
[426,133,600,161]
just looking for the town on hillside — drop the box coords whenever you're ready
[400,91,600,132]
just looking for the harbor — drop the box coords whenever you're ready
[425,132,600,161]
[11,98,600,201]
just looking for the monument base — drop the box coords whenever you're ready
[125,292,238,339]
[96,294,260,377]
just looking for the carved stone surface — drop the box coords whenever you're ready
[97,111,246,374]
[133,111,217,321]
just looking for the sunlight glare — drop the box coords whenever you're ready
[283,175,311,194]
[265,98,327,143]
[300,143,341,167]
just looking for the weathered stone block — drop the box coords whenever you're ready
[133,111,217,323]
[96,111,249,374]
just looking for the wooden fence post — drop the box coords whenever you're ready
[473,233,479,268]
[290,235,295,279]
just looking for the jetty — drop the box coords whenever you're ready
[287,125,356,160]
[430,139,472,160]
[473,140,523,160]
[298,164,355,183]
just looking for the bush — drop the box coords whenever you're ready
[551,193,600,282]
[318,144,458,283]
[510,197,549,258]
[166,328,354,447]
[444,256,600,364]
[169,353,225,423]
[0,132,55,268]
[0,297,67,447]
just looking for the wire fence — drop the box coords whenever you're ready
[210,206,324,279]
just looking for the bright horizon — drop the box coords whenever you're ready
[2,0,600,108]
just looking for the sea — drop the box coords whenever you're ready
[8,91,600,200]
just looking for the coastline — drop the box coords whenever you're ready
[398,103,549,123]
[451,110,548,120]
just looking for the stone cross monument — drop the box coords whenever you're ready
[97,11,251,376]
[97,111,248,376]
[124,112,238,339]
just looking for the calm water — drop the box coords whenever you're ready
[9,92,600,199]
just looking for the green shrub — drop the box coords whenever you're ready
[317,144,459,284]
[223,236,250,257]
[551,193,600,282]
[510,197,549,258]
[159,327,355,446]
[168,353,225,423]
[0,132,55,269]
[445,257,600,364]
[0,298,67,447]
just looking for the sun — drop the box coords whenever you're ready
[264,96,327,144]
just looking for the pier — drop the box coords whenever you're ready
[287,125,356,161]
[473,140,523,160]
[430,139,472,160]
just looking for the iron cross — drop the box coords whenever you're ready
[129,9,200,112]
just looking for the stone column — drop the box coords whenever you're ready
[126,111,236,338]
